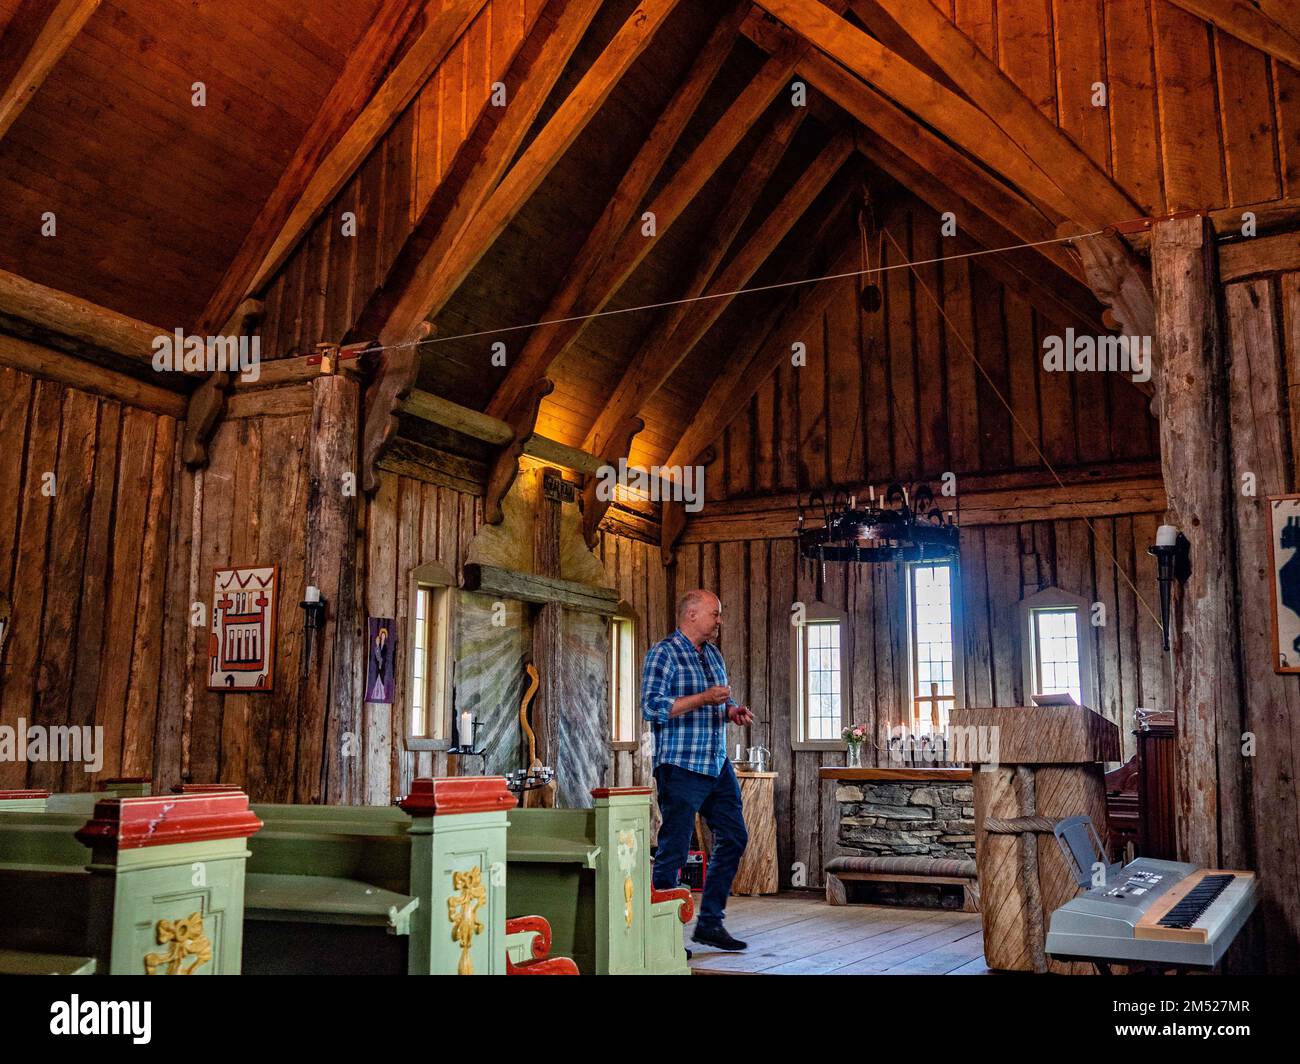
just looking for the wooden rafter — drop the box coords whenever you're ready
[581,100,809,459]
[752,26,1085,284]
[658,171,861,471]
[0,265,163,363]
[374,0,685,346]
[480,1,749,421]
[1166,0,1300,70]
[0,0,99,142]
[584,130,853,462]
[484,4,836,421]
[854,0,1141,226]
[665,236,856,475]
[851,125,1105,335]
[355,0,605,491]
[749,0,1119,229]
[195,0,438,334]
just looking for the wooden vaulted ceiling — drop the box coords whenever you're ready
[2,0,1299,484]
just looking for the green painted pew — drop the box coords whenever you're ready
[506,787,694,975]
[0,789,260,975]
[213,777,575,975]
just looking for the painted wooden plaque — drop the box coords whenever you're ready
[209,565,277,691]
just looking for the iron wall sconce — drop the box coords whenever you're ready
[300,585,327,664]
[1147,525,1191,651]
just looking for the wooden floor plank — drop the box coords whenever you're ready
[685,894,988,975]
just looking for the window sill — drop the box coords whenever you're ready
[404,737,451,752]
[610,741,639,752]
[791,740,848,753]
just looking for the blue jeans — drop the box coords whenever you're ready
[652,760,748,928]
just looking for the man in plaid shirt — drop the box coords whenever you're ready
[642,588,754,951]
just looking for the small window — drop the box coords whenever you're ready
[610,603,637,747]
[408,562,455,745]
[907,562,958,735]
[792,602,848,747]
[1020,587,1096,709]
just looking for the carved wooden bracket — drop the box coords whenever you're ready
[484,377,555,525]
[182,298,264,469]
[579,414,644,548]
[660,446,715,566]
[359,323,429,493]
[1072,230,1157,400]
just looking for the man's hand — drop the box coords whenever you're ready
[702,684,732,705]
[727,704,754,726]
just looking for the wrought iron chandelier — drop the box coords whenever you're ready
[796,482,960,570]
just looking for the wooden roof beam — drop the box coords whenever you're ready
[583,129,853,461]
[665,235,857,474]
[853,0,1141,227]
[580,101,809,456]
[0,0,99,142]
[355,0,606,491]
[741,16,1088,287]
[478,1,750,421]
[375,0,685,347]
[195,0,445,334]
[1166,0,1300,70]
[749,0,1121,229]
[484,3,848,421]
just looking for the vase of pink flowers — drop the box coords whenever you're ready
[842,724,867,768]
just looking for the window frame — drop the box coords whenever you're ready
[609,601,638,751]
[790,600,850,751]
[903,560,964,736]
[1018,586,1097,710]
[406,561,456,751]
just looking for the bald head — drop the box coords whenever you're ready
[677,589,722,645]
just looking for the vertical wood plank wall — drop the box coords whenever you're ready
[667,517,1170,893]
[0,364,178,791]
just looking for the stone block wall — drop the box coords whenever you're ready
[835,780,976,860]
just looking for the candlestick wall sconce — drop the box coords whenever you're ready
[300,585,327,664]
[1147,524,1191,651]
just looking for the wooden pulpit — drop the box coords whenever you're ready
[950,705,1119,974]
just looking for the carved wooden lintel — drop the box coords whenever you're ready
[580,414,644,548]
[359,323,428,493]
[182,298,264,469]
[484,377,555,525]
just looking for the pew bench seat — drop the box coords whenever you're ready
[244,873,418,935]
[506,839,601,867]
[0,949,96,975]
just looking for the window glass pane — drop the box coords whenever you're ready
[909,563,956,734]
[1032,607,1082,705]
[802,619,842,741]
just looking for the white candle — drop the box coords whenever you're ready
[304,585,321,603]
[460,711,474,749]
[1156,524,1177,547]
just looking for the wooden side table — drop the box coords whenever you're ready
[732,770,778,895]
[692,771,779,896]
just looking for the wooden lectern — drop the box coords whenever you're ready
[950,705,1119,974]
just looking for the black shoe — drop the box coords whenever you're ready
[692,924,747,951]
[686,948,693,960]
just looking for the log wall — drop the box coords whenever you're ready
[0,362,179,790]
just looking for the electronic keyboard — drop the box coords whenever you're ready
[1045,858,1257,968]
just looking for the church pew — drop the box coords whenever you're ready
[226,776,576,975]
[506,787,693,975]
[0,790,260,975]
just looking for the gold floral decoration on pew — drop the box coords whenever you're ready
[617,830,638,929]
[144,912,212,975]
[447,866,487,975]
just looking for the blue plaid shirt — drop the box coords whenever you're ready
[640,629,737,777]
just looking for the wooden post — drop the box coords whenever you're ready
[300,365,361,803]
[1149,214,1248,871]
[533,467,564,778]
